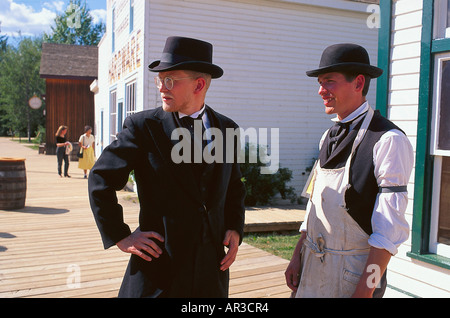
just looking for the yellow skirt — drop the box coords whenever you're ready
[78,146,95,170]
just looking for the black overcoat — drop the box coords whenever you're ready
[88,105,246,297]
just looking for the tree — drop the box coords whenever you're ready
[43,0,105,46]
[0,34,9,135]
[0,34,7,56]
[0,37,46,139]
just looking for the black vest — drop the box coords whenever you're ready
[318,110,405,235]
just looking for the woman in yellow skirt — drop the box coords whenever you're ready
[78,125,96,179]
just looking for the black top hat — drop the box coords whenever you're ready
[148,36,224,79]
[306,43,383,78]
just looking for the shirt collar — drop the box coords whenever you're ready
[178,104,206,119]
[331,101,369,123]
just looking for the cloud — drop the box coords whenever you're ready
[0,0,106,38]
[43,1,65,12]
[0,0,57,37]
[90,8,106,25]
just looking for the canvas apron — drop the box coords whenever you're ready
[296,107,375,298]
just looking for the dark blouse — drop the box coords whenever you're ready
[56,136,66,146]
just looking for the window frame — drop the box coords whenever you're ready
[433,0,450,39]
[429,155,450,257]
[430,53,450,156]
[109,89,117,143]
[125,80,137,117]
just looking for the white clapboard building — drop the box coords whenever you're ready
[92,0,380,194]
[374,0,450,297]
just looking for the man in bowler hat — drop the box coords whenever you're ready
[285,44,414,297]
[89,36,245,297]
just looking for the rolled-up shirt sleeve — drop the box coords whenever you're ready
[369,129,414,255]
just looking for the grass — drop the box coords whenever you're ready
[243,230,301,260]
[10,137,39,150]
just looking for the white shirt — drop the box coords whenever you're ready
[79,134,95,148]
[178,104,211,130]
[300,102,414,255]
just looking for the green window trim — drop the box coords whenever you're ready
[376,0,392,117]
[378,0,450,270]
[432,37,450,53]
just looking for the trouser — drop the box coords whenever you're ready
[56,147,69,176]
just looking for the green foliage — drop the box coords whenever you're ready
[240,143,297,206]
[0,36,46,137]
[34,125,46,144]
[43,0,105,46]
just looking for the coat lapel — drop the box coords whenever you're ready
[145,108,203,204]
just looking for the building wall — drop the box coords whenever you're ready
[385,0,450,297]
[95,0,145,154]
[144,0,379,192]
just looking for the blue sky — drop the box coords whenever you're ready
[0,0,107,37]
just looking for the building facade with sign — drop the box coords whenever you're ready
[92,0,144,152]
[93,0,379,193]
[375,0,450,297]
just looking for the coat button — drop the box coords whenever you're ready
[199,204,207,214]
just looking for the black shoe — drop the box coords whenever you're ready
[65,175,71,178]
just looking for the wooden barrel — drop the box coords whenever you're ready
[0,158,27,210]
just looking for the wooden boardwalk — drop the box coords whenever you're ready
[0,138,302,298]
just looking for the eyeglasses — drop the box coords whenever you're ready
[154,76,195,90]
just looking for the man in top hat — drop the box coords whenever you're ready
[89,36,245,298]
[285,43,414,297]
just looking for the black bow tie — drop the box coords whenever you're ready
[327,112,367,157]
[327,121,351,156]
[179,111,204,131]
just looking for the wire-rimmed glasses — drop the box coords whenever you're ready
[154,76,194,90]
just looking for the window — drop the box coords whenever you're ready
[126,81,136,117]
[112,7,116,52]
[431,54,450,155]
[430,156,450,257]
[110,90,117,143]
[430,53,450,257]
[434,0,450,39]
[117,101,124,133]
[129,0,134,33]
[438,157,450,245]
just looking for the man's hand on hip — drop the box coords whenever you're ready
[117,228,165,262]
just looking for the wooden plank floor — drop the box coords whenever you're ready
[0,138,296,298]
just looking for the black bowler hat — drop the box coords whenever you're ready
[148,36,224,79]
[306,43,383,78]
